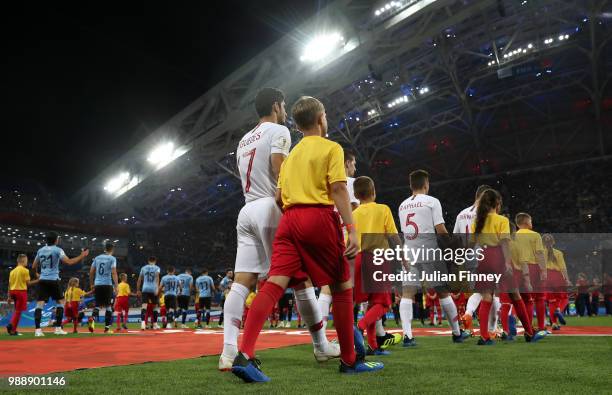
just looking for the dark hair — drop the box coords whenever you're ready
[292,96,324,130]
[167,265,175,273]
[409,170,429,191]
[343,148,356,163]
[474,189,501,235]
[148,256,157,263]
[515,212,531,226]
[226,268,232,273]
[542,234,557,264]
[202,268,209,274]
[353,176,375,200]
[255,88,285,118]
[104,242,114,252]
[46,232,59,246]
[185,268,192,273]
[475,184,491,200]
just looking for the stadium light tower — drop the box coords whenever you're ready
[103,172,139,197]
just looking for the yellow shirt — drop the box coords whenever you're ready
[65,287,86,302]
[245,292,257,308]
[9,266,30,291]
[515,228,544,265]
[117,282,131,297]
[159,294,165,306]
[546,248,567,271]
[352,202,398,251]
[277,136,346,209]
[471,213,510,247]
[509,239,523,270]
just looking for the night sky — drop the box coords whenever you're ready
[2,1,326,197]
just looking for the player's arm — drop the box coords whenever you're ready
[500,238,513,274]
[330,181,358,258]
[535,236,547,280]
[31,257,39,274]
[62,248,90,266]
[137,274,143,296]
[155,272,160,295]
[112,267,119,291]
[89,263,96,290]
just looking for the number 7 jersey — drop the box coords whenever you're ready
[398,193,445,250]
[237,122,291,202]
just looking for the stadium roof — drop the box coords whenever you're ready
[73,0,611,223]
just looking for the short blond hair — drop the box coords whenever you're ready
[17,254,27,263]
[292,96,324,130]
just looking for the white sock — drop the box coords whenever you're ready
[318,292,332,323]
[489,296,501,332]
[466,293,482,315]
[222,282,249,358]
[399,298,413,338]
[440,296,461,336]
[295,287,328,350]
[375,319,385,337]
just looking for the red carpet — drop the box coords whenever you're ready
[1,326,610,376]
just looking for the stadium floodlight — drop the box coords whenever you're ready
[528,43,533,49]
[104,172,131,193]
[147,141,188,170]
[300,32,345,63]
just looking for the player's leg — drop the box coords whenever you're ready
[293,281,339,361]
[400,285,417,346]
[52,281,67,335]
[357,301,388,353]
[534,292,547,331]
[152,299,160,329]
[463,292,482,332]
[34,282,47,336]
[318,286,333,327]
[488,296,501,337]
[499,293,513,338]
[140,298,148,330]
[477,290,495,344]
[204,298,211,327]
[221,272,257,367]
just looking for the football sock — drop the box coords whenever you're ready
[549,298,559,324]
[153,309,159,324]
[55,306,64,328]
[512,298,534,336]
[400,298,414,338]
[116,313,122,328]
[93,308,100,322]
[35,307,42,329]
[168,309,174,324]
[500,302,511,333]
[466,293,482,315]
[240,282,284,359]
[104,308,112,328]
[205,311,211,325]
[478,300,492,340]
[10,310,21,331]
[375,319,385,336]
[523,294,534,322]
[358,304,386,349]
[294,287,328,350]
[140,308,146,322]
[535,295,546,331]
[223,282,249,357]
[318,292,332,324]
[440,296,461,335]
[196,311,202,325]
[331,288,357,366]
[182,311,187,325]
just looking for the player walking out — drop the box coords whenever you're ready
[32,232,89,336]
[196,269,214,328]
[89,242,119,333]
[177,268,194,328]
[219,88,338,371]
[160,266,180,329]
[137,256,161,330]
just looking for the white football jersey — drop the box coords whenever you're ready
[346,177,360,205]
[398,194,444,250]
[237,122,291,203]
[453,205,477,235]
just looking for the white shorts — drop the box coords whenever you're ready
[234,197,282,276]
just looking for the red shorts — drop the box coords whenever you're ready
[546,270,566,291]
[354,253,391,307]
[160,306,167,316]
[9,290,27,312]
[527,264,545,291]
[64,301,79,319]
[475,246,504,291]
[499,267,524,292]
[268,205,350,287]
[115,296,129,312]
